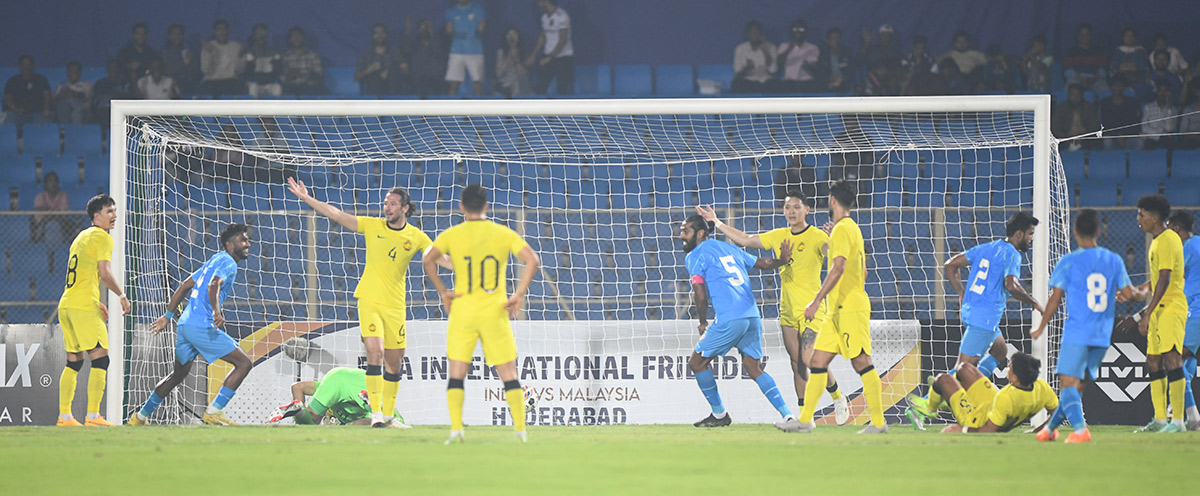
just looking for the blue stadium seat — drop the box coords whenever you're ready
[326,67,358,96]
[22,125,61,156]
[654,64,694,96]
[1077,180,1117,207]
[1087,150,1126,179]
[1171,150,1200,179]
[573,65,612,96]
[1163,181,1199,201]
[1129,149,1168,179]
[41,155,80,184]
[613,65,652,97]
[0,123,18,157]
[696,64,734,94]
[1061,151,1086,183]
[1119,180,1161,206]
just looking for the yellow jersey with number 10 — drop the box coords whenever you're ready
[353,217,432,306]
[432,220,529,307]
[827,216,870,314]
[59,226,113,311]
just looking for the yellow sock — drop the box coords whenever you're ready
[505,387,527,432]
[365,371,382,414]
[59,367,78,417]
[382,376,400,418]
[861,367,885,427]
[1169,374,1185,421]
[87,367,107,415]
[799,370,827,423]
[447,386,465,431]
[826,380,842,401]
[1151,373,1167,420]
[928,386,944,412]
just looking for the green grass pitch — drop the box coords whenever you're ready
[3,424,1195,494]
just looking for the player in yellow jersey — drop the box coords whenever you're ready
[56,194,131,427]
[786,180,887,434]
[1119,194,1189,433]
[288,178,450,428]
[931,353,1058,434]
[422,184,540,444]
[696,190,850,425]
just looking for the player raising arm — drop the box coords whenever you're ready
[129,224,253,425]
[695,190,850,425]
[1029,209,1134,442]
[1119,194,1189,433]
[56,194,132,426]
[1166,210,1200,430]
[288,177,449,428]
[423,184,539,444]
[679,214,799,430]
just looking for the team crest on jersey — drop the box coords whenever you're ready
[403,240,413,251]
[796,242,806,252]
[369,324,377,332]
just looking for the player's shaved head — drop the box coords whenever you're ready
[1009,352,1040,388]
[1074,209,1100,238]
[461,184,487,213]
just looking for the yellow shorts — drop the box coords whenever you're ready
[358,299,407,350]
[1148,308,1186,355]
[780,299,827,334]
[950,376,999,429]
[447,301,516,366]
[59,306,107,353]
[814,310,871,358]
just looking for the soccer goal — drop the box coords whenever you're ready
[108,96,1068,426]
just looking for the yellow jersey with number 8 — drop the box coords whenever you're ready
[59,226,113,311]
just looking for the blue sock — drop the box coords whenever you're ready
[1061,386,1086,432]
[1184,356,1196,410]
[694,369,725,415]
[977,354,1000,378]
[755,373,792,418]
[212,386,237,411]
[1046,405,1066,432]
[139,391,164,418]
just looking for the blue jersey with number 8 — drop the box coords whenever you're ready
[1050,247,1132,347]
[685,239,760,323]
[961,240,1022,330]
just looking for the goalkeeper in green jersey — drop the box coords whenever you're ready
[270,367,409,427]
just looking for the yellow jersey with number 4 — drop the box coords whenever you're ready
[827,217,870,314]
[432,220,529,307]
[1148,228,1188,315]
[59,226,113,311]
[353,217,432,306]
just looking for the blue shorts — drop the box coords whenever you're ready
[959,324,1002,358]
[1184,312,1200,355]
[176,324,239,365]
[1056,343,1107,380]
[696,317,764,360]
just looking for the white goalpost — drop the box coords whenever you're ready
[108,96,1067,426]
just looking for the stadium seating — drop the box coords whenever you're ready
[22,125,61,156]
[1128,149,1168,179]
[573,65,612,96]
[613,65,653,97]
[1086,150,1127,179]
[654,64,695,96]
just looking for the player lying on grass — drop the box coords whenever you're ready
[270,366,409,427]
[911,352,1056,434]
[679,214,799,430]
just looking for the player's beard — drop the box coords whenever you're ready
[682,234,697,252]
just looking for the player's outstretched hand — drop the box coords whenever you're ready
[697,320,708,335]
[822,221,834,235]
[505,294,524,319]
[99,302,109,322]
[441,290,461,315]
[286,177,310,200]
[803,299,820,321]
[119,295,131,316]
[1137,309,1150,336]
[778,239,793,263]
[1114,314,1138,335]
[269,400,303,423]
[148,316,169,335]
[1030,323,1045,340]
[695,205,719,223]
[213,309,226,330]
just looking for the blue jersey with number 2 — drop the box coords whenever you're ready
[179,251,238,328]
[1050,247,1131,347]
[961,240,1021,330]
[685,239,760,322]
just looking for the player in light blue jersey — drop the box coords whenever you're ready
[1167,210,1200,429]
[680,215,799,430]
[1031,209,1134,443]
[907,212,1044,426]
[128,224,253,426]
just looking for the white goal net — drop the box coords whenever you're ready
[109,97,1068,426]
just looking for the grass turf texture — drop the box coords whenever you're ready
[3,424,1195,494]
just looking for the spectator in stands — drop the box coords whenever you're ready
[137,59,178,99]
[201,19,245,96]
[920,57,968,96]
[857,24,901,81]
[406,19,448,98]
[940,30,986,86]
[1142,80,1179,150]
[3,55,53,127]
[775,20,820,93]
[861,59,898,96]
[1146,49,1182,105]
[53,61,92,124]
[1100,78,1143,150]
[31,171,71,243]
[1150,34,1189,77]
[163,24,199,95]
[980,45,1016,93]
[817,27,854,93]
[245,23,282,98]
[1110,28,1148,86]
[281,27,327,95]
[1052,84,1099,151]
[356,24,407,96]
[445,0,486,96]
[900,35,934,95]
[92,60,132,126]
[495,27,532,97]
[1020,34,1053,92]
[731,20,776,94]
[1175,84,1200,149]
[118,22,160,79]
[1062,23,1109,94]
[529,0,575,95]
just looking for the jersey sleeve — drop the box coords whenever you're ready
[738,247,757,269]
[1048,256,1069,290]
[986,392,1014,427]
[507,228,529,256]
[828,225,851,262]
[757,228,781,252]
[1116,257,1132,289]
[963,244,981,264]
[1004,247,1021,279]
[431,229,451,255]
[94,231,114,262]
[685,252,704,277]
[416,229,433,254]
[354,216,377,235]
[214,256,237,282]
[1040,381,1059,411]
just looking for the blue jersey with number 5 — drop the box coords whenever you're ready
[685,239,760,322]
[179,251,239,328]
[961,240,1021,330]
[1050,247,1131,347]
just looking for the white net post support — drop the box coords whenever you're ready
[110,96,1064,426]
